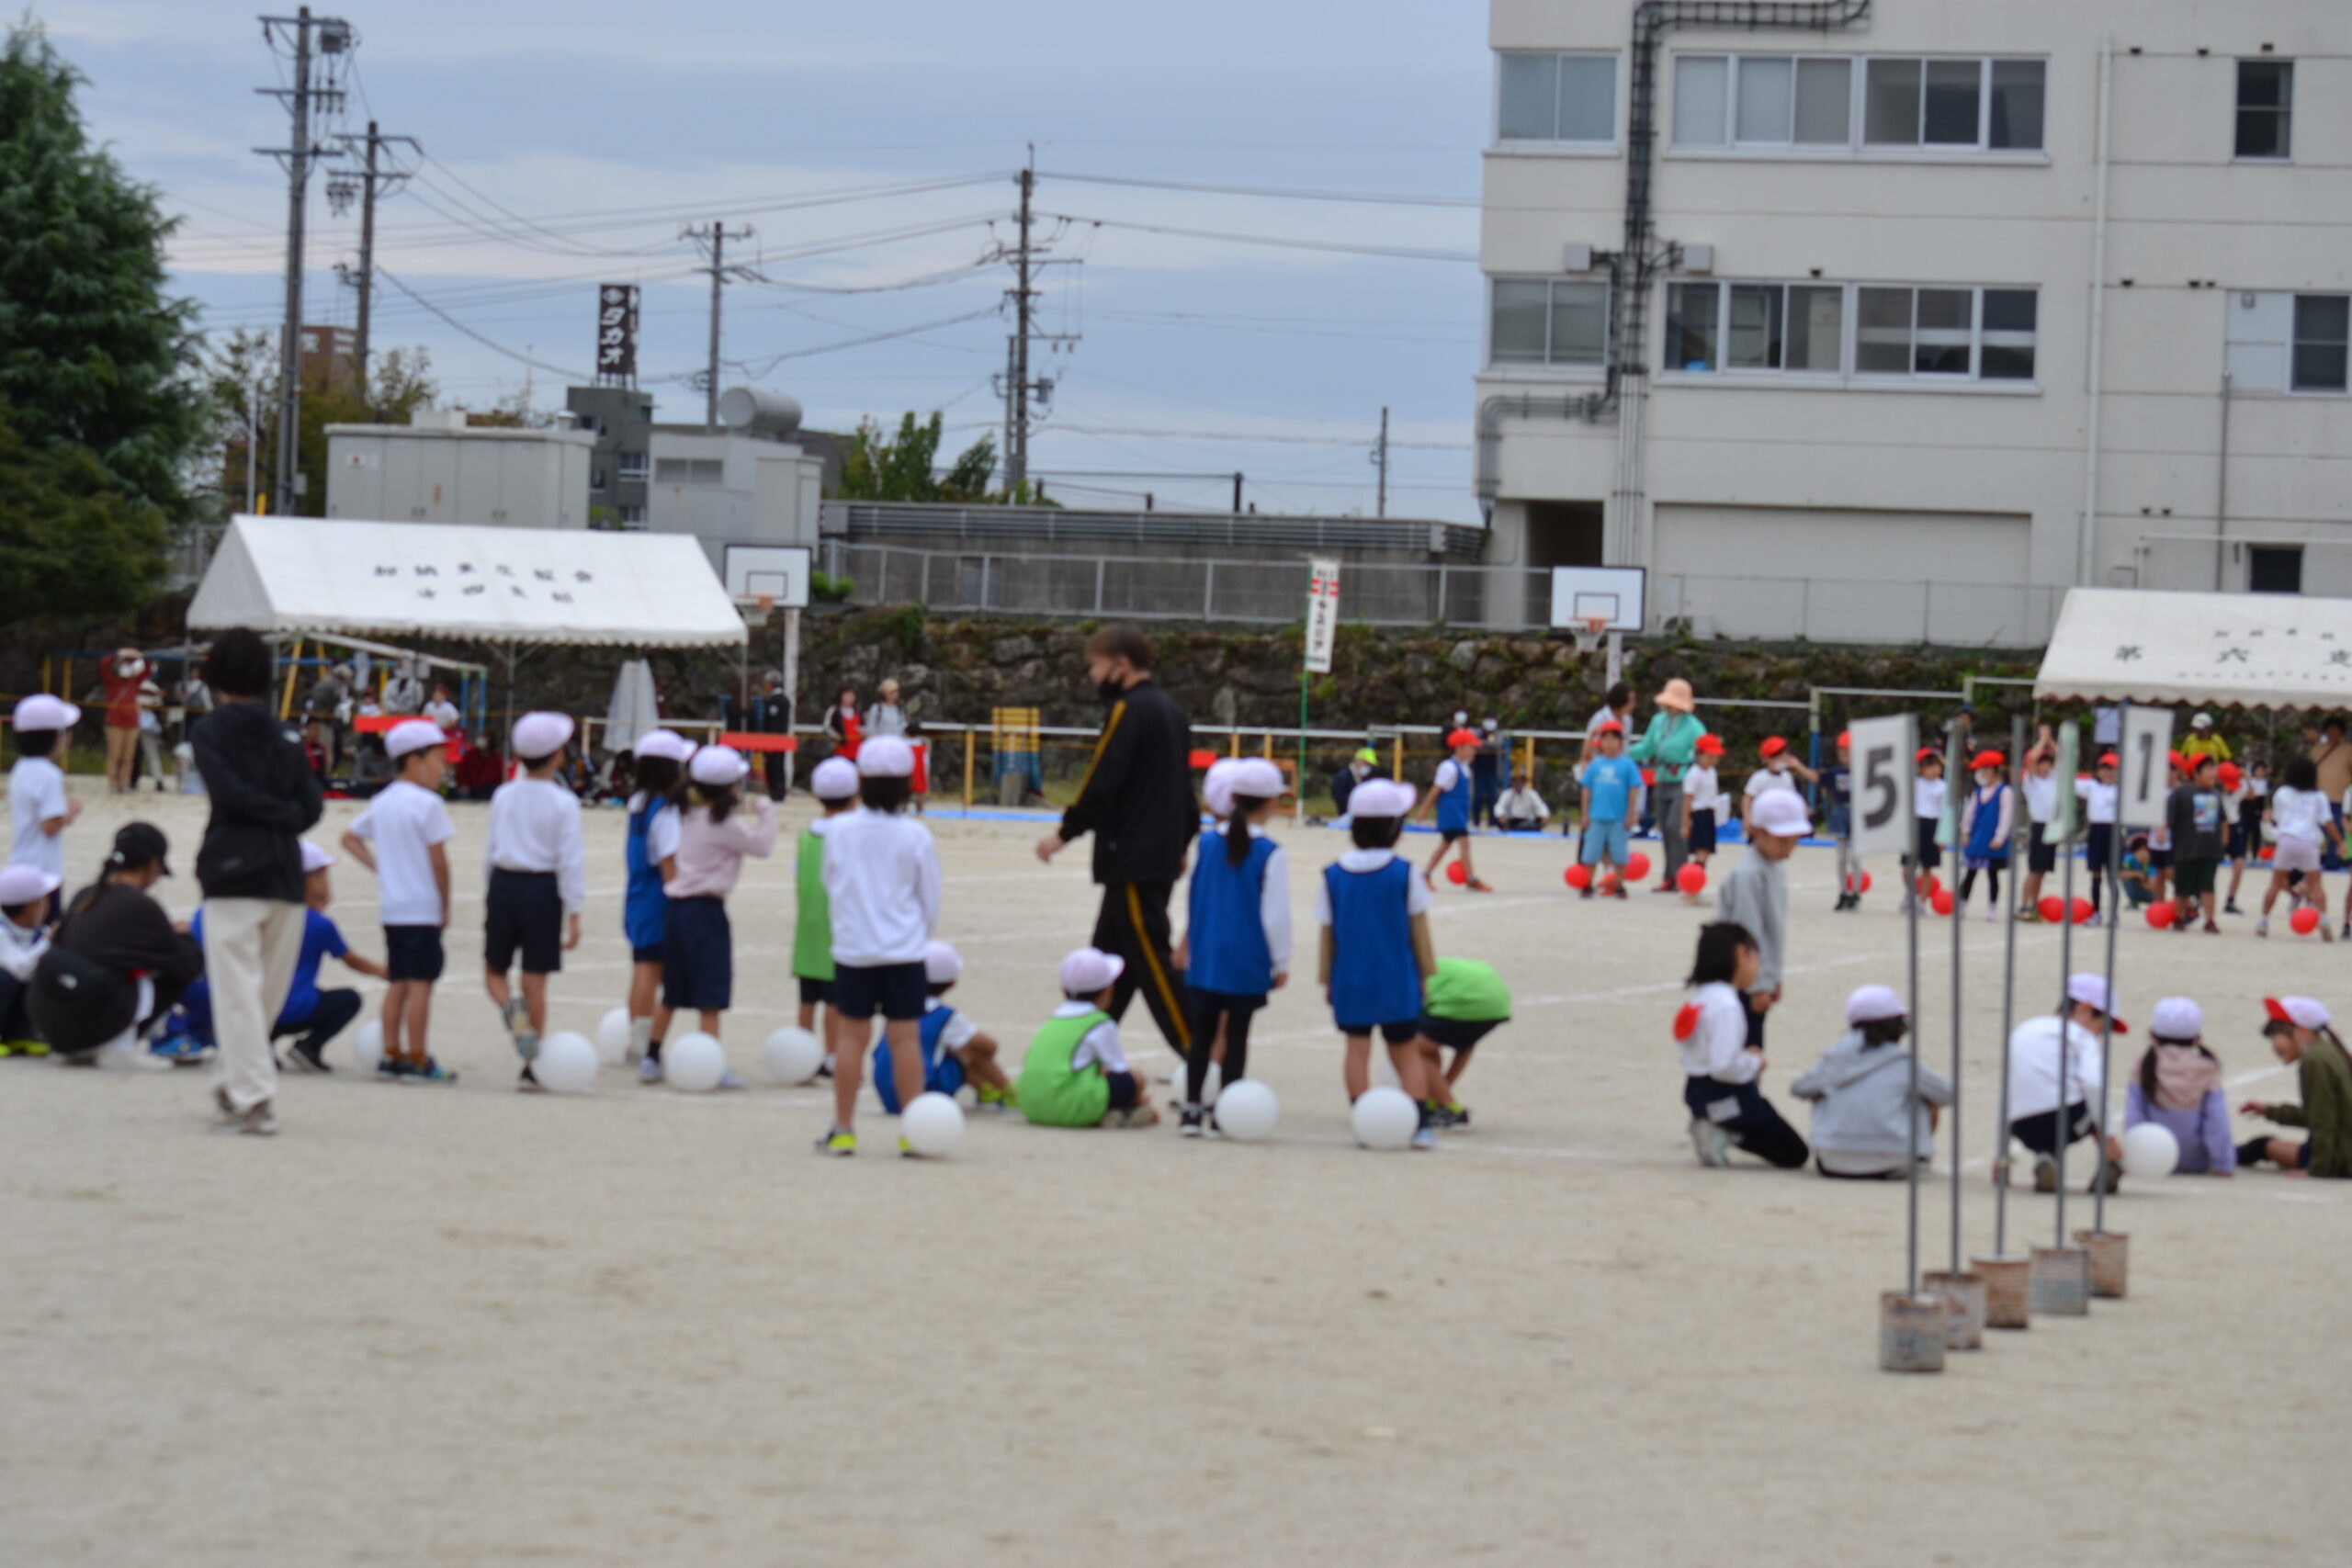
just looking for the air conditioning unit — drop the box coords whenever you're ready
[1562,243,1593,273]
[1681,243,1714,274]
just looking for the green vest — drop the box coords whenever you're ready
[1424,957,1511,1022]
[1018,1009,1114,1127]
[793,826,834,981]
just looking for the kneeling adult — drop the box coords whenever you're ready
[30,825,202,1067]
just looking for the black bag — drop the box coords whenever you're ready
[28,938,137,1055]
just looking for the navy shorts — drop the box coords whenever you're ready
[1440,829,1467,845]
[631,943,662,965]
[1911,818,1942,871]
[1690,809,1717,854]
[1418,1016,1503,1053]
[832,961,927,1022]
[383,925,445,984]
[2028,834,2058,874]
[1339,1019,1419,1046]
[797,976,834,1007]
[662,897,733,1011]
[2151,847,2174,871]
[484,869,563,975]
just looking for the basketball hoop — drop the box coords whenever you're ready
[1572,615,1611,656]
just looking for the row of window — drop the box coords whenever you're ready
[1488,281,2352,393]
[1497,51,2296,161]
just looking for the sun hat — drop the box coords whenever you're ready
[1845,985,1905,1025]
[511,711,574,762]
[924,941,963,986]
[689,745,749,786]
[1759,737,1787,759]
[0,865,62,905]
[1353,747,1378,765]
[1349,778,1417,818]
[634,728,694,763]
[1747,791,1813,841]
[299,841,335,874]
[1060,947,1125,996]
[2148,997,2203,1042]
[2066,973,2128,1031]
[114,648,146,678]
[1233,758,1285,800]
[856,735,915,778]
[2265,996,2330,1032]
[1655,678,1695,713]
[385,718,447,760]
[809,757,860,800]
[11,694,81,732]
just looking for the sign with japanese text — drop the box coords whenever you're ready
[596,284,639,379]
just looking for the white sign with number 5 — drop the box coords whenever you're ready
[1847,715,1917,857]
[2118,706,2175,829]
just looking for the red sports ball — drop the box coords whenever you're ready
[1921,873,1940,898]
[1565,863,1592,890]
[1677,863,1707,895]
[1931,889,1956,916]
[2146,900,2177,930]
[2070,897,2094,925]
[1625,852,1653,882]
[1860,871,1873,893]
[1446,861,1469,886]
[2038,896,2065,923]
[2292,907,2322,936]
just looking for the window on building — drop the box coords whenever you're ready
[652,457,724,485]
[1668,281,2034,384]
[616,450,650,481]
[2248,545,2302,594]
[1679,52,2040,152]
[1672,55,1729,145]
[1795,58,1852,143]
[1980,289,2039,379]
[1988,60,2046,149]
[619,504,647,527]
[1665,283,1720,371]
[590,467,607,492]
[1490,278,1609,367]
[1498,52,1617,142]
[2235,60,2292,159]
[2291,294,2348,391]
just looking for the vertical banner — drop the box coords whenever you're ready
[2045,722,2080,842]
[1303,558,1341,675]
[596,283,640,380]
[2117,706,2175,829]
[1847,714,1916,856]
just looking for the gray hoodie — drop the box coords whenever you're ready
[1790,1031,1954,1160]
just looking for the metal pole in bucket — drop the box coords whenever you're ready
[2031,719,2091,1318]
[1926,725,1985,1349]
[1975,713,2034,1329]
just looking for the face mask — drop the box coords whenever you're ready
[1095,677,1125,704]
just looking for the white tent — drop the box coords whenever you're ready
[2035,587,2352,708]
[187,516,746,649]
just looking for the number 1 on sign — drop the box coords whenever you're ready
[2118,707,2175,829]
[1847,714,1917,857]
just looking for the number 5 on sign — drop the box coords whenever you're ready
[1848,715,1917,856]
[2118,706,2175,829]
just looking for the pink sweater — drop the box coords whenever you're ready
[665,796,777,899]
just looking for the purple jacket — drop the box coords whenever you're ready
[2124,1083,2235,1174]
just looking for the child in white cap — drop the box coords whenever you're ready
[1175,755,1290,1135]
[873,939,1015,1113]
[2239,997,2352,1178]
[649,743,775,1089]
[485,712,587,1088]
[343,718,458,1083]
[1789,985,1952,1179]
[1319,776,1442,1148]
[622,729,692,1067]
[2004,972,2125,1193]
[792,756,861,1075]
[2125,997,2233,1176]
[1017,947,1158,1128]
[0,863,60,1055]
[815,735,942,1155]
[8,694,83,923]
[1720,787,1808,1051]
[166,841,386,1072]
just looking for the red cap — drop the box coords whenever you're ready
[1695,734,1725,754]
[1970,750,2005,771]
[1835,729,1850,748]
[1759,736,1787,758]
[2167,750,2189,772]
[2098,752,2119,768]
[1446,728,1478,750]
[1917,747,1942,764]
[2219,761,2243,789]
[1592,720,1623,738]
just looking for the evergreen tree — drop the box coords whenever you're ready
[0,407,170,623]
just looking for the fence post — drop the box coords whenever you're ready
[920,552,930,607]
[981,555,992,613]
[1204,559,1216,619]
[1923,579,1934,642]
[1094,557,1105,615]
[1439,564,1450,625]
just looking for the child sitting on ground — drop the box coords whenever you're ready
[1674,921,1807,1169]
[1789,985,1951,1179]
[1412,955,1510,1132]
[874,940,1016,1113]
[0,864,59,1055]
[1018,947,1158,1128]
[2238,996,2352,1178]
[2125,997,2233,1176]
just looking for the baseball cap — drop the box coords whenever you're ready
[1233,758,1285,800]
[809,756,860,800]
[1759,736,1787,758]
[2265,996,2331,1032]
[2191,712,2214,729]
[924,940,963,986]
[1203,757,1244,819]
[512,711,574,761]
[856,735,915,778]
[299,841,335,874]
[12,694,82,732]
[385,718,447,760]
[0,864,62,905]
[1747,790,1812,840]
[1352,747,1378,765]
[2098,752,2119,768]
[1695,734,1724,755]
[1446,728,1479,750]
[1971,750,2005,771]
[689,744,749,786]
[1060,946,1125,996]
[1592,720,1624,738]
[2167,750,2189,773]
[2065,973,2127,1031]
[2218,761,2243,790]
[1835,729,1851,748]
[1845,985,1905,1025]
[107,821,172,876]
[1348,778,1416,818]
[2148,997,2203,1042]
[634,728,694,763]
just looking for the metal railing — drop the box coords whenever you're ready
[823,501,1487,558]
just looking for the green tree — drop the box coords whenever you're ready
[203,329,436,515]
[0,20,209,522]
[0,407,170,624]
[831,410,998,502]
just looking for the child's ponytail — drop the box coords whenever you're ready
[1225,793,1267,865]
[697,779,740,824]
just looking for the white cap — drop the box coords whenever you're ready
[689,745,749,786]
[2190,712,2214,729]
[1747,790,1813,840]
[2148,996,2203,1041]
[512,711,574,761]
[385,718,447,760]
[2266,995,2331,1032]
[857,735,914,778]
[0,864,62,905]
[810,757,860,800]
[634,728,693,763]
[1202,758,1244,819]
[1348,778,1417,818]
[1453,710,1468,726]
[1844,985,1905,1025]
[1060,946,1125,996]
[1233,758,1285,800]
[11,694,81,732]
[2065,973,2128,1031]
[923,940,963,985]
[1483,716,1498,729]
[299,841,335,874]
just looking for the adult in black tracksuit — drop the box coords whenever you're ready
[1036,625,1198,1054]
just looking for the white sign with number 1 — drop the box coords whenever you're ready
[2118,706,2175,829]
[1847,715,1917,857]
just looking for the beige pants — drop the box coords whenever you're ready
[204,898,307,1114]
[105,725,138,791]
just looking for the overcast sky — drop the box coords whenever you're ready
[49,0,1488,520]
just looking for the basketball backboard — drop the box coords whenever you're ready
[1548,566,1646,632]
[723,544,811,609]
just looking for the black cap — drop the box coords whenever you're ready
[108,822,172,876]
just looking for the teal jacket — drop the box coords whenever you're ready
[1627,712,1706,784]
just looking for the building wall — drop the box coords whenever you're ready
[644,430,825,578]
[1478,0,2351,643]
[323,423,596,529]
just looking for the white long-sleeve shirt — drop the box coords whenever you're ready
[1677,981,1759,1084]
[821,807,943,967]
[2021,771,2058,825]
[2074,777,2118,826]
[1053,999,1130,1074]
[2007,1014,2106,1120]
[484,776,588,913]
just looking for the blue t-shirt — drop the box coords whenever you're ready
[1579,755,1643,825]
[187,907,348,1028]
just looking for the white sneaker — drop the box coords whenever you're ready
[1690,1117,1731,1168]
[107,1041,173,1072]
[1409,1125,1437,1151]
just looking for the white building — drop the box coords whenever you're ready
[325,410,594,530]
[1477,0,2349,645]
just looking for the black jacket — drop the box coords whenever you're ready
[31,882,204,1052]
[1059,678,1197,885]
[194,700,323,903]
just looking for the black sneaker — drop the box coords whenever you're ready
[2223,900,2244,916]
[516,1064,545,1093]
[1178,1105,1204,1138]
[289,1039,333,1074]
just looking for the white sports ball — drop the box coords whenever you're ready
[1214,1078,1279,1143]
[902,1090,966,1156]
[595,1008,633,1065]
[1351,1086,1419,1151]
[2120,1121,2181,1179]
[663,1032,728,1094]
[352,1020,384,1071]
[761,1026,825,1085]
[533,1032,598,1093]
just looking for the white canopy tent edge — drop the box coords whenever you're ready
[2034,587,2352,711]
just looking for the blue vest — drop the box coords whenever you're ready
[1965,782,2010,861]
[624,798,670,950]
[1324,858,1420,1027]
[1187,832,1277,998]
[873,1003,967,1112]
[1435,764,1471,833]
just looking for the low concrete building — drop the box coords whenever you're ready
[324,410,595,530]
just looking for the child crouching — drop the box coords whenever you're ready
[1018,947,1159,1128]
[1676,921,1807,1169]
[1789,985,1950,1179]
[874,940,1016,1114]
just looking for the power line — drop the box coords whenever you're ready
[1037,170,1477,208]
[1046,421,1468,450]
[1042,211,1476,264]
[723,305,1002,381]
[375,269,594,380]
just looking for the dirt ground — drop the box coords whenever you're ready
[5,784,2346,1566]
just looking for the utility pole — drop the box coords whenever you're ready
[1375,406,1390,518]
[255,7,351,514]
[684,222,755,427]
[331,121,419,395]
[989,148,1079,500]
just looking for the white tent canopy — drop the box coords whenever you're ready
[2036,587,2352,709]
[188,516,747,649]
